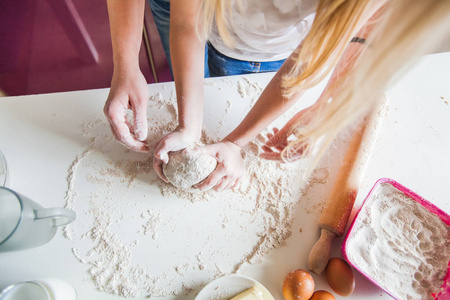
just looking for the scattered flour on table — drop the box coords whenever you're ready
[64,148,92,240]
[139,210,161,240]
[237,78,263,114]
[225,99,233,113]
[63,77,331,298]
[346,183,450,300]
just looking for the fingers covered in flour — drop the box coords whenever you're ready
[104,68,150,152]
[152,152,169,183]
[152,126,201,183]
[194,140,244,191]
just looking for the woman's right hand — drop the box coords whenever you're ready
[104,67,150,152]
[152,126,201,182]
[259,103,318,162]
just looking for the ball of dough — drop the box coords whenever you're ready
[162,149,217,189]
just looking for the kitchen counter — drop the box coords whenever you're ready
[0,52,449,300]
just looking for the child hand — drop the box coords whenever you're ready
[259,105,316,162]
[153,127,201,182]
[193,140,244,192]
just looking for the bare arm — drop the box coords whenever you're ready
[152,0,207,181]
[104,0,149,152]
[170,0,205,137]
[225,57,303,148]
[260,2,388,161]
[227,2,387,149]
[107,0,145,73]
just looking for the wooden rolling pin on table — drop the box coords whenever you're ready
[308,96,388,274]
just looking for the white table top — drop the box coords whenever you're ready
[0,52,449,300]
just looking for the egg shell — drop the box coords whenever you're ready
[282,269,315,300]
[309,290,336,300]
[324,257,355,296]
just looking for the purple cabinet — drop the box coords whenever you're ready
[0,0,171,96]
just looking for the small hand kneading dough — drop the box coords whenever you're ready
[162,149,217,189]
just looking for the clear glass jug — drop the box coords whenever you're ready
[0,278,77,300]
[0,187,75,252]
[0,150,7,187]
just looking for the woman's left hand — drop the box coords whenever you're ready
[194,140,245,192]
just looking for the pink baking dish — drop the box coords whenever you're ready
[342,178,450,299]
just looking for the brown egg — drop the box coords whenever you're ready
[282,269,315,300]
[324,257,355,296]
[309,290,336,300]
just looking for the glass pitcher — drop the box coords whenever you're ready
[0,150,7,187]
[0,187,75,252]
[0,278,77,300]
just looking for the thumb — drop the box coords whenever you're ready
[133,105,148,142]
[154,141,170,164]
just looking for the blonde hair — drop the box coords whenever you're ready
[198,0,234,47]
[198,0,450,173]
[199,0,376,87]
[282,0,374,95]
[282,0,450,173]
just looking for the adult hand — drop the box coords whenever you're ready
[152,127,201,182]
[104,68,149,152]
[194,139,244,192]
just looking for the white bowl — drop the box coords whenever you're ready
[195,274,274,300]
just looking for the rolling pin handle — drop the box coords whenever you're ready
[308,228,337,274]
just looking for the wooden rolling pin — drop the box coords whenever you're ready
[308,95,388,274]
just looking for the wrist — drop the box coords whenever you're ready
[178,113,203,140]
[223,131,249,149]
[176,125,202,141]
[222,137,243,151]
[111,64,142,85]
[113,53,140,74]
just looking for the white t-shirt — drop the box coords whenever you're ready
[209,0,317,62]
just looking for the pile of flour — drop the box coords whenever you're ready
[346,182,450,300]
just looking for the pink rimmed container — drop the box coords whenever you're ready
[341,178,450,299]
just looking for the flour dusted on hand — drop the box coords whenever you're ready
[163,147,217,189]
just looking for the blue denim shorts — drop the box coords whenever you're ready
[148,0,285,78]
[207,43,285,77]
[148,0,172,72]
